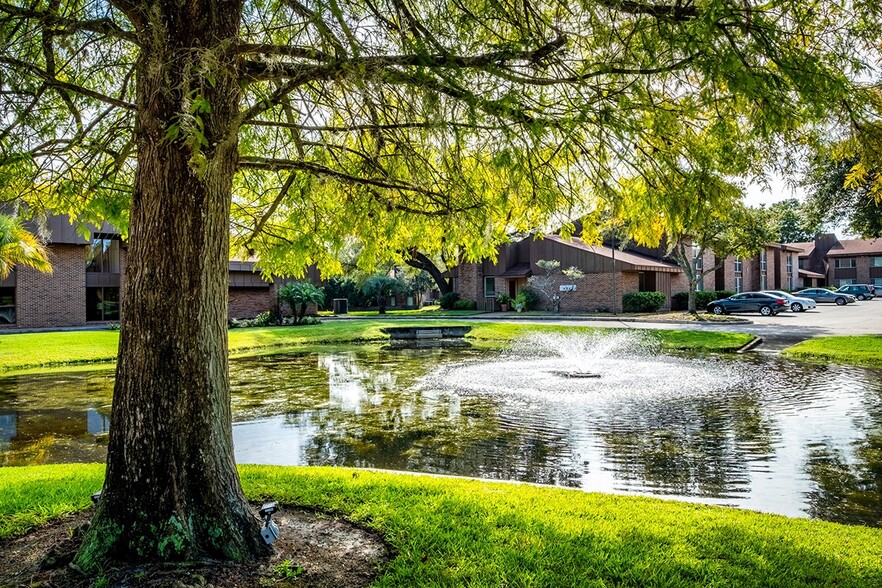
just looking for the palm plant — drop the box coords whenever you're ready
[0,214,51,279]
[361,275,405,314]
[278,281,324,324]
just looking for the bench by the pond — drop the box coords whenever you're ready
[381,326,472,340]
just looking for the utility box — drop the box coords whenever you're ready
[333,298,348,314]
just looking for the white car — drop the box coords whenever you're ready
[761,290,817,313]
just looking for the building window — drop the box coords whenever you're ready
[834,258,856,269]
[786,255,793,274]
[798,258,805,269]
[871,257,882,267]
[837,279,856,287]
[86,287,120,321]
[483,276,496,298]
[734,258,742,273]
[86,238,120,273]
[695,277,703,292]
[760,274,767,290]
[0,286,14,324]
[735,276,743,293]
[873,278,882,287]
[760,250,767,272]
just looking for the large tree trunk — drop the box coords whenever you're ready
[75,0,269,570]
[405,249,452,294]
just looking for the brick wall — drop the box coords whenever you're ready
[856,256,871,284]
[16,244,87,328]
[229,287,275,319]
[457,263,483,306]
[528,271,641,313]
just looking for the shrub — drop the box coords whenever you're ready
[452,299,477,310]
[672,290,736,311]
[439,291,461,310]
[622,291,666,313]
[228,310,277,328]
[515,287,540,311]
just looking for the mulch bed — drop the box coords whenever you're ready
[0,506,389,588]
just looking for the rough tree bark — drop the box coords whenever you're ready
[74,0,270,569]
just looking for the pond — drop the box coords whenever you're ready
[1,333,880,527]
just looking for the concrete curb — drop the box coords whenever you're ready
[736,336,765,354]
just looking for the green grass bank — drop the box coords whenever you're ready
[0,322,754,374]
[782,335,882,367]
[1,464,880,587]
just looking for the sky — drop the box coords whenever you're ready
[743,173,803,208]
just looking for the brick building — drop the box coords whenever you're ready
[452,233,801,313]
[0,216,318,329]
[790,234,882,289]
[454,234,682,313]
[709,243,801,294]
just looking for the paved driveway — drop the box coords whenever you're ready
[470,298,882,350]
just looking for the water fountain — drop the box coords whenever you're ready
[426,330,746,400]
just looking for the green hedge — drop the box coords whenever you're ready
[439,291,460,310]
[453,299,478,310]
[672,290,736,311]
[514,287,540,311]
[622,291,666,313]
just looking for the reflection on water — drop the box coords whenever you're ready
[1,345,881,527]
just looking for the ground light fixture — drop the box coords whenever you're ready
[259,501,280,545]
[91,491,102,504]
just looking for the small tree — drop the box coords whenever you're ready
[361,275,406,314]
[278,281,325,324]
[668,205,775,314]
[528,260,585,312]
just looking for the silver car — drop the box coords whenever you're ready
[795,288,856,306]
[761,290,817,313]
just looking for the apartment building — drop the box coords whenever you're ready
[0,216,312,329]
[790,234,882,289]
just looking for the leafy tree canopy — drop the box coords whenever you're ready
[763,198,820,244]
[1,0,878,270]
[803,153,882,238]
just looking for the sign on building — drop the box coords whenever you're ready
[559,284,577,292]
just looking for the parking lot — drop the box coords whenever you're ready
[497,297,882,350]
[716,296,882,347]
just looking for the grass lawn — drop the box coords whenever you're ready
[1,464,880,587]
[318,306,483,317]
[0,322,755,374]
[782,335,882,367]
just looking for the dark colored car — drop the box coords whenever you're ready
[796,288,856,306]
[707,292,788,316]
[835,284,875,300]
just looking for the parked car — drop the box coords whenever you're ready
[707,292,789,316]
[795,288,856,305]
[760,290,817,313]
[835,284,875,300]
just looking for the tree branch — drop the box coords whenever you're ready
[0,2,139,43]
[238,156,443,197]
[0,56,135,110]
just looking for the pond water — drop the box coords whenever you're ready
[1,337,880,527]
